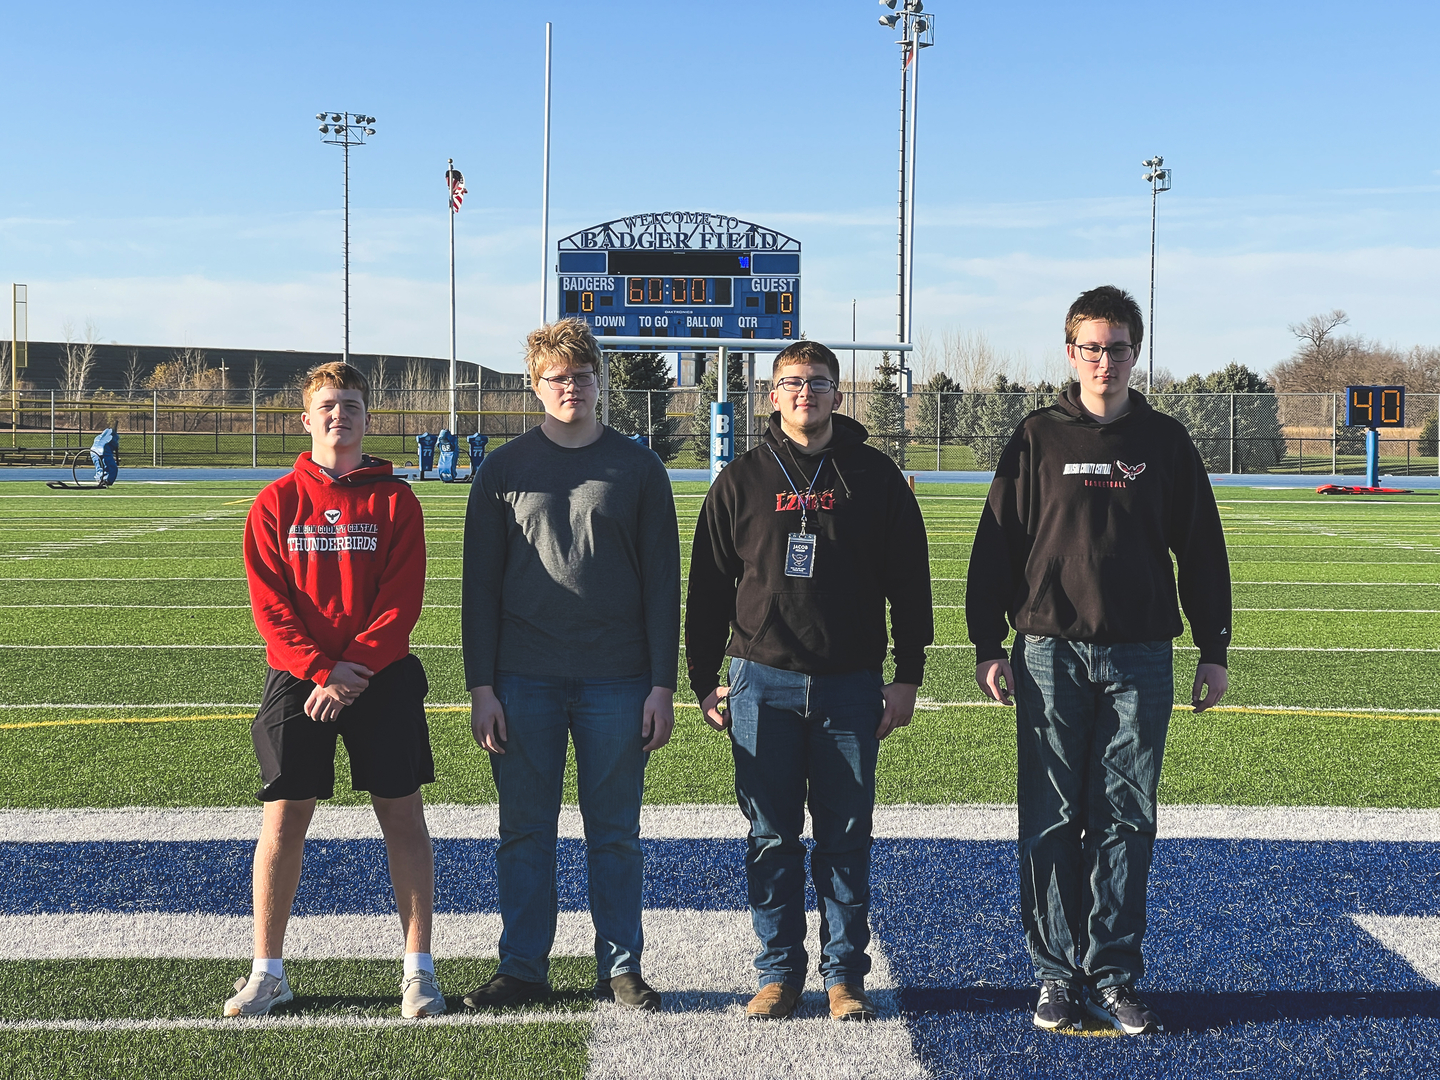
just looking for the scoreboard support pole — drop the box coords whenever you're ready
[1366,428,1380,490]
[711,346,732,485]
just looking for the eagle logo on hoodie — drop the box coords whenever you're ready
[1116,460,1147,482]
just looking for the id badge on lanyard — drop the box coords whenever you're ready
[785,532,817,577]
[769,446,827,579]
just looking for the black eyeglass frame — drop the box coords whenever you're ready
[537,371,597,389]
[1070,343,1137,365]
[774,376,839,394]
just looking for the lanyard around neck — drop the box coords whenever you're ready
[767,445,829,534]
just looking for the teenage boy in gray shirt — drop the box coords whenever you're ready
[460,318,680,1013]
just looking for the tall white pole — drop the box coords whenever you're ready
[1148,179,1157,394]
[342,140,351,364]
[895,46,909,344]
[903,28,921,346]
[448,158,458,433]
[540,22,553,326]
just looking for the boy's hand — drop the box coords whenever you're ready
[1192,663,1228,713]
[877,682,918,739]
[305,682,350,722]
[642,687,675,751]
[324,661,374,703]
[975,659,1015,706]
[699,687,731,731]
[470,685,508,754]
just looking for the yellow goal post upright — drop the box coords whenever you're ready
[10,284,27,448]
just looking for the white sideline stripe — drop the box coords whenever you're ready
[1354,916,1440,987]
[4,803,1437,844]
[0,910,927,1078]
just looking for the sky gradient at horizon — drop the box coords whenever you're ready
[2,0,1437,381]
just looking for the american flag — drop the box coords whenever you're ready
[446,167,466,213]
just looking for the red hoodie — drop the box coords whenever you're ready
[244,452,426,685]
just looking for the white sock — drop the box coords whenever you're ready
[252,958,284,979]
[404,952,434,976]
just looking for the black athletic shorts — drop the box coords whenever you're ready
[251,653,435,802]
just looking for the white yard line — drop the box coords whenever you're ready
[5,803,1437,844]
[1353,916,1440,987]
[0,909,928,1079]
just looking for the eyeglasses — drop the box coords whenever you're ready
[1072,343,1136,364]
[775,376,836,394]
[537,371,596,389]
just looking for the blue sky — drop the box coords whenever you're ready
[2,0,1437,379]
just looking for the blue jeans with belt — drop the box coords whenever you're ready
[490,671,651,984]
[1012,635,1174,990]
[726,657,884,991]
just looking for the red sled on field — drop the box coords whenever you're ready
[1315,484,1413,495]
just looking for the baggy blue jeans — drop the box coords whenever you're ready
[1012,636,1173,990]
[490,672,651,984]
[726,657,884,991]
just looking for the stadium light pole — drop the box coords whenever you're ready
[539,23,553,326]
[878,0,935,350]
[317,111,377,365]
[1141,155,1171,394]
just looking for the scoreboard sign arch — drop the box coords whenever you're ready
[556,212,800,348]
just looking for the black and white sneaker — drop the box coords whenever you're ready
[1087,983,1163,1035]
[1032,980,1085,1031]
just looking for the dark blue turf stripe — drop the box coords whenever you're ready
[870,840,1440,1079]
[1,838,752,915]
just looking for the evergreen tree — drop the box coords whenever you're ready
[960,373,1031,470]
[1151,362,1284,471]
[605,351,684,463]
[865,351,907,465]
[911,371,962,448]
[691,352,753,460]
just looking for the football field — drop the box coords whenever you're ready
[0,478,1437,1079]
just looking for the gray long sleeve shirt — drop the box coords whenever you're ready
[462,425,681,689]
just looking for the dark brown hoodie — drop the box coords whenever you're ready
[685,412,933,701]
[966,385,1232,666]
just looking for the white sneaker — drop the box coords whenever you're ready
[401,969,447,1019]
[223,971,294,1017]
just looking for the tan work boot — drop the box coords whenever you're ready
[828,983,876,1021]
[746,982,802,1020]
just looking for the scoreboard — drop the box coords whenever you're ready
[1345,385,1405,428]
[555,213,801,348]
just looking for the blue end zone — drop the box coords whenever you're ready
[3,835,1437,1075]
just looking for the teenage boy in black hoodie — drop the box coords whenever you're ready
[967,285,1231,1036]
[686,340,933,1023]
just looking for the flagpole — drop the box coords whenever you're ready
[539,21,552,326]
[448,158,458,433]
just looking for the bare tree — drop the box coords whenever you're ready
[1271,311,1354,392]
[123,349,147,400]
[369,355,391,391]
[0,341,9,395]
[247,356,268,390]
[59,320,100,398]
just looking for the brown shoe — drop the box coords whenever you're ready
[746,982,802,1021]
[828,983,876,1021]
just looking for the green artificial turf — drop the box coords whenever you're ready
[1,480,1438,809]
[0,957,597,1021]
[0,1025,589,1080]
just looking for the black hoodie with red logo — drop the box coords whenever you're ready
[966,385,1231,666]
[685,412,933,701]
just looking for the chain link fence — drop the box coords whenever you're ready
[2,387,1437,475]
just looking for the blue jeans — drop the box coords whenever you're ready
[727,658,883,991]
[491,672,651,984]
[1012,635,1173,989]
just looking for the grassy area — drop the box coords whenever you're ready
[1,478,1438,810]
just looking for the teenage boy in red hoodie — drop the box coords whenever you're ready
[226,362,443,1020]
[967,286,1230,1036]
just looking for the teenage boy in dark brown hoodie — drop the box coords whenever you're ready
[967,285,1231,1036]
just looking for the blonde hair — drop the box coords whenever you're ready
[301,361,369,410]
[525,319,603,386]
